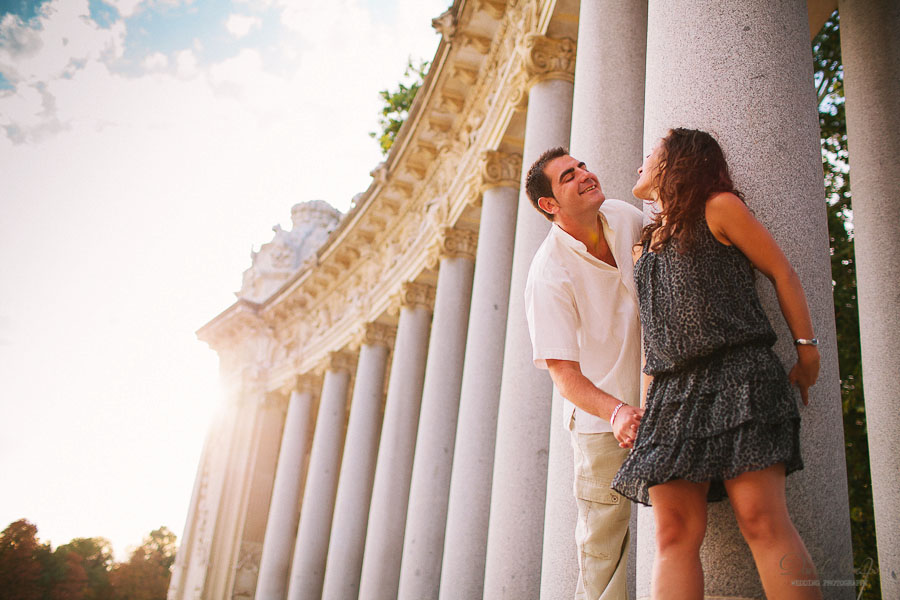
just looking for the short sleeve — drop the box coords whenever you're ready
[525,275,580,369]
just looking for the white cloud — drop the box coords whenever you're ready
[175,48,199,78]
[225,14,262,38]
[142,51,168,70]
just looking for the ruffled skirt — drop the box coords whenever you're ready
[611,344,802,506]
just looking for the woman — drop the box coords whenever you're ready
[611,128,822,599]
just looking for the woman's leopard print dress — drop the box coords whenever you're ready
[611,216,803,506]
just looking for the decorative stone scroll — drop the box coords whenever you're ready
[400,281,436,312]
[438,227,478,261]
[481,150,522,191]
[521,33,576,86]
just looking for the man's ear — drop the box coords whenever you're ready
[538,196,558,216]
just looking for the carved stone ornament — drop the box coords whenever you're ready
[481,150,522,190]
[370,162,389,186]
[295,373,322,396]
[325,350,358,374]
[356,321,397,349]
[522,33,576,86]
[475,0,507,19]
[400,281,436,312]
[438,226,478,261]
[432,9,457,43]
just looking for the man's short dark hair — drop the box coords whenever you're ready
[525,146,568,221]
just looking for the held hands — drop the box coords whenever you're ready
[789,345,820,405]
[612,405,644,449]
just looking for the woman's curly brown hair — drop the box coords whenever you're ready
[640,128,745,253]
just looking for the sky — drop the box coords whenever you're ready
[0,0,447,559]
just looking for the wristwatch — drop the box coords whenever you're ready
[793,338,819,346]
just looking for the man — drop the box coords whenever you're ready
[524,147,644,599]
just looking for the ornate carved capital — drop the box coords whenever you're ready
[355,322,397,349]
[400,281,436,312]
[324,350,358,374]
[432,9,457,43]
[438,226,478,261]
[481,150,522,191]
[295,373,322,396]
[521,33,576,86]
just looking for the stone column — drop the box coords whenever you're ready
[231,394,287,598]
[285,353,355,600]
[838,0,900,595]
[640,2,853,597]
[546,4,648,597]
[539,388,578,600]
[397,228,477,600]
[321,323,395,600]
[482,33,575,600]
[357,282,434,600]
[569,0,647,205]
[439,151,521,600]
[255,378,318,599]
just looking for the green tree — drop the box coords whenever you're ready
[369,58,429,155]
[812,12,880,598]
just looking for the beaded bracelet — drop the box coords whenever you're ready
[610,401,626,427]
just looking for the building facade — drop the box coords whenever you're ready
[168,0,899,598]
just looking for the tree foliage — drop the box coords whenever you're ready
[0,520,175,600]
[813,11,880,599]
[369,58,429,155]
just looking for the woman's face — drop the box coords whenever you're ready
[633,141,663,201]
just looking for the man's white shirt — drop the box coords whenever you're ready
[525,199,644,433]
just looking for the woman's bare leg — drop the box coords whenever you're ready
[724,464,823,599]
[648,479,710,600]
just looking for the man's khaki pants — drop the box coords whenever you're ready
[570,429,631,600]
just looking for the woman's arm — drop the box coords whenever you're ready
[705,192,820,404]
[633,243,653,409]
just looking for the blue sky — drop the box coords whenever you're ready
[0,0,447,558]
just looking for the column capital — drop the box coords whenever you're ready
[481,150,522,191]
[521,33,576,87]
[400,281,436,312]
[294,373,323,396]
[320,350,358,376]
[353,321,397,350]
[438,226,478,261]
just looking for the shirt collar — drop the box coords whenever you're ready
[550,207,616,254]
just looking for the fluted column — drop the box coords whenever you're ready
[397,228,477,600]
[285,352,355,600]
[358,282,434,600]
[483,33,575,600]
[839,1,900,596]
[321,323,396,600]
[440,151,521,599]
[640,2,853,597]
[255,377,319,599]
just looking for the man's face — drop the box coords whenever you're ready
[540,155,605,219]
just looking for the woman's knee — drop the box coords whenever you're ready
[732,500,791,544]
[654,506,706,552]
